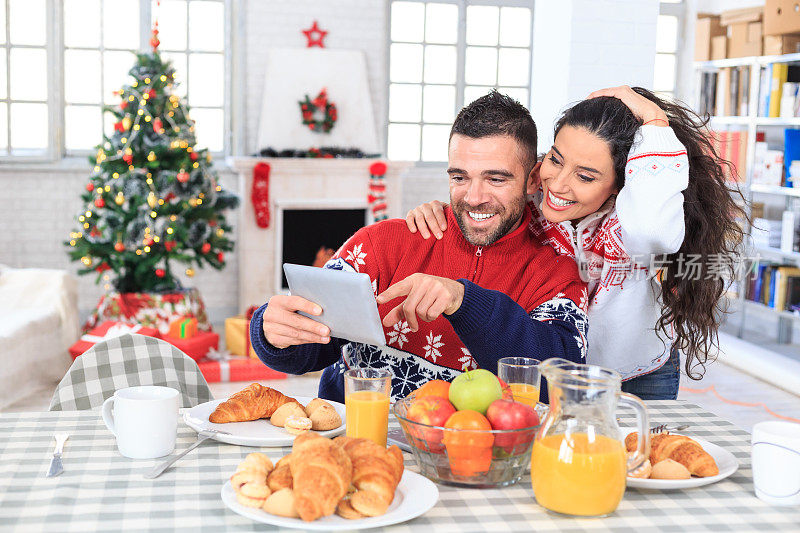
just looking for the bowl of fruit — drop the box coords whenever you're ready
[393,369,547,488]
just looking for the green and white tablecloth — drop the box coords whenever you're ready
[1,401,798,532]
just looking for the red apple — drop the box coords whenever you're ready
[406,396,457,453]
[497,377,514,400]
[486,399,540,452]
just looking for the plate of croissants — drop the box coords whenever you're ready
[183,383,345,447]
[221,432,439,530]
[624,430,739,489]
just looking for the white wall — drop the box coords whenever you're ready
[696,0,764,14]
[0,0,662,321]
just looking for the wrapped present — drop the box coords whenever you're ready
[224,306,259,359]
[69,321,159,359]
[197,350,286,383]
[83,288,212,336]
[167,317,198,339]
[160,330,219,361]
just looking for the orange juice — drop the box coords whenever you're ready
[508,382,540,406]
[531,433,627,516]
[345,390,390,446]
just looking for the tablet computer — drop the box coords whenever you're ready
[283,263,387,347]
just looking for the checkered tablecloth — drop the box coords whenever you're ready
[1,401,798,532]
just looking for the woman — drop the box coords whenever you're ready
[406,86,745,399]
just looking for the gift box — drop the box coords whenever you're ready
[160,330,219,361]
[197,355,286,383]
[167,317,198,339]
[84,288,212,336]
[69,321,160,359]
[224,315,258,359]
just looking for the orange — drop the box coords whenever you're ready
[414,379,450,400]
[442,410,494,476]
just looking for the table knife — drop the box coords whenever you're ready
[46,433,69,478]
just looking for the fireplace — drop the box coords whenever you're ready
[227,157,412,310]
[277,205,369,291]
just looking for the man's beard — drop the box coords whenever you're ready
[452,195,527,247]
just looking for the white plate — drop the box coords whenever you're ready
[625,432,739,490]
[183,396,346,447]
[221,470,439,530]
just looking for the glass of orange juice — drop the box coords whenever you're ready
[344,368,391,446]
[497,357,541,407]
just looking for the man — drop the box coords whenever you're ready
[250,91,588,402]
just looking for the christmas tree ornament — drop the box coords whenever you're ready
[114,193,124,206]
[148,89,156,99]
[186,268,195,277]
[201,243,211,254]
[217,252,224,262]
[177,170,189,183]
[155,268,166,278]
[252,162,270,229]
[94,197,106,208]
[147,151,157,162]
[368,161,389,222]
[114,242,125,252]
[152,117,163,133]
[81,256,92,266]
[302,20,328,48]
[298,88,337,133]
[190,152,198,161]
[122,116,132,130]
[120,100,128,110]
[95,262,111,273]
[86,183,95,192]
[114,121,125,133]
[164,240,176,252]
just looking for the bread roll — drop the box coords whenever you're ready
[651,459,691,480]
[271,402,307,427]
[308,403,342,431]
[285,416,313,435]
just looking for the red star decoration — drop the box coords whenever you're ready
[302,20,328,48]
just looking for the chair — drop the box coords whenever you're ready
[49,333,213,411]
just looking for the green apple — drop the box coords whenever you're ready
[449,369,503,414]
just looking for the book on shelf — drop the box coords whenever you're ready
[746,265,800,311]
[769,63,788,118]
[709,129,748,182]
[716,67,731,116]
[759,64,772,117]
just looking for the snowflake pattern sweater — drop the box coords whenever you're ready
[250,206,589,403]
[529,125,689,379]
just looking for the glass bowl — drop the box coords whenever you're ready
[392,395,548,488]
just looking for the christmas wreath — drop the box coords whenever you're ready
[299,88,337,133]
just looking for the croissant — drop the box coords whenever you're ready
[209,383,299,423]
[289,433,353,521]
[626,432,719,477]
[334,436,404,517]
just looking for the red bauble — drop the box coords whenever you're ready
[217,252,225,262]
[164,240,176,252]
[148,89,156,99]
[114,121,124,132]
[90,228,101,237]
[190,152,198,161]
[177,171,189,183]
[201,243,211,254]
[86,183,95,192]
[123,153,133,164]
[152,117,163,132]
[369,161,388,176]
[114,242,125,252]
[120,101,128,110]
[208,219,217,227]
[144,238,154,246]
[155,268,166,278]
[94,198,105,208]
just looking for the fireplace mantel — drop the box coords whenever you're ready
[226,157,412,310]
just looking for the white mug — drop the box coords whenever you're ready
[101,386,180,459]
[751,420,800,506]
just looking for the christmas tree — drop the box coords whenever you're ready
[66,28,239,294]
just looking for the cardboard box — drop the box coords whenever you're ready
[711,35,728,59]
[765,0,800,36]
[764,34,800,55]
[720,6,763,26]
[696,15,727,61]
[729,21,763,57]
[225,315,258,358]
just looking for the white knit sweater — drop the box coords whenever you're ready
[529,125,689,379]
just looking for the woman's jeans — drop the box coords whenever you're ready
[621,346,680,400]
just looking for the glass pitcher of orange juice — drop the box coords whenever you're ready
[531,358,649,517]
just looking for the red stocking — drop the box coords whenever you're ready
[252,162,270,228]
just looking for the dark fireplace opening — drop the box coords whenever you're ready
[281,208,367,289]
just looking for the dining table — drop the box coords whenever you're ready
[1,399,799,532]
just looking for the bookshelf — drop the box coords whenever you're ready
[694,52,800,343]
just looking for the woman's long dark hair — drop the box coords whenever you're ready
[555,87,747,380]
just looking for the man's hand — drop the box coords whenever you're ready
[261,294,331,349]
[587,85,668,126]
[376,274,465,332]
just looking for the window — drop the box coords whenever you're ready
[1,0,52,158]
[2,0,228,161]
[387,0,533,163]
[654,1,683,99]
